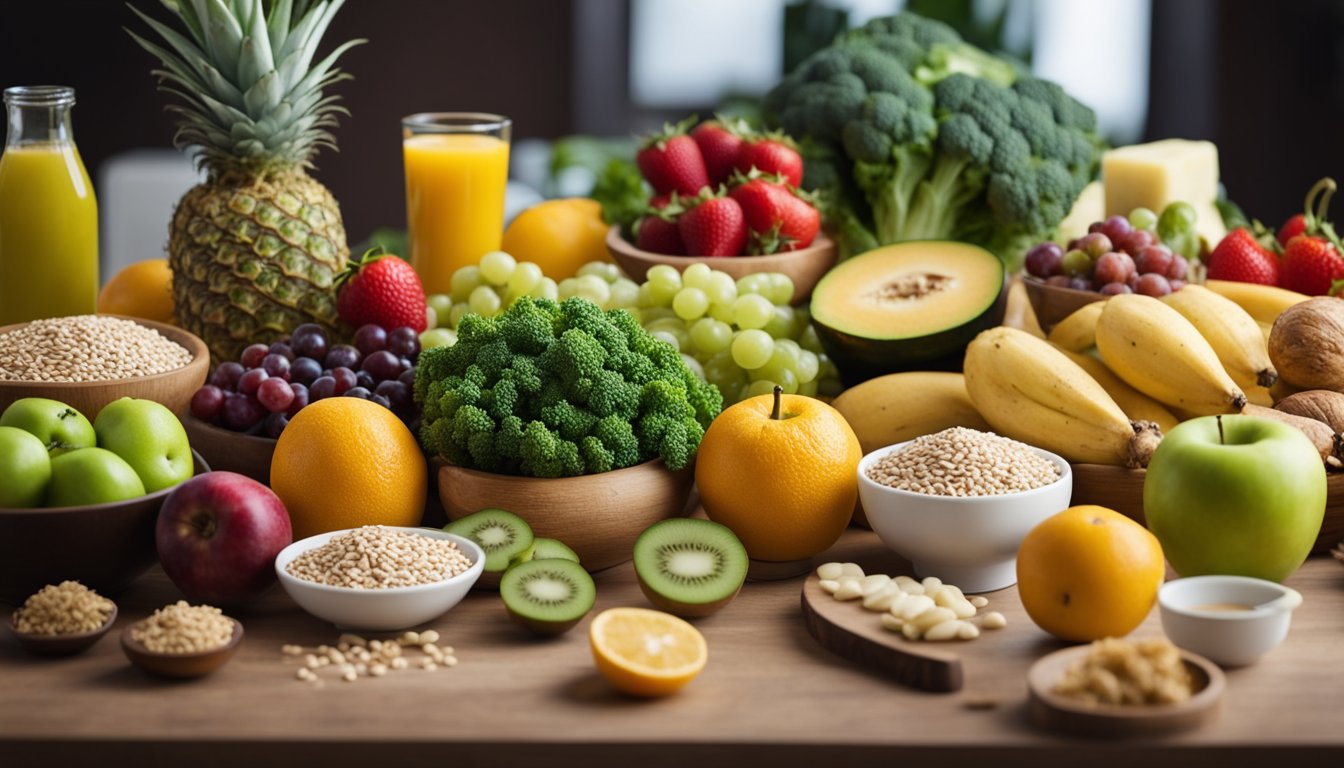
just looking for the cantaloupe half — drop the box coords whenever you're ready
[810,241,1004,384]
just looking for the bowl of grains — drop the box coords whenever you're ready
[274,526,485,631]
[121,600,243,678]
[857,427,1072,592]
[0,314,208,421]
[9,580,118,656]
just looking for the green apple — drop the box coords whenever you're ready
[46,447,146,507]
[0,425,52,507]
[93,397,193,493]
[0,397,95,456]
[1143,414,1325,582]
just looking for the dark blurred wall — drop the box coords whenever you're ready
[0,1,575,242]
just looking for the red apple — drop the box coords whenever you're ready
[156,471,292,604]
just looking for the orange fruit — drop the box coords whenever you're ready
[500,198,612,280]
[97,258,175,324]
[696,389,861,562]
[270,398,427,540]
[589,607,707,697]
[1016,505,1165,642]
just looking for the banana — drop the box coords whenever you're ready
[1056,346,1181,433]
[964,326,1162,467]
[1047,301,1103,352]
[1095,294,1247,415]
[830,371,991,455]
[1203,279,1309,327]
[1161,284,1278,389]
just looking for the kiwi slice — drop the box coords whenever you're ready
[508,537,582,569]
[500,558,596,635]
[444,508,534,574]
[633,518,748,618]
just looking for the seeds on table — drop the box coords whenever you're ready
[130,601,234,654]
[1052,637,1194,706]
[11,581,115,635]
[285,526,473,589]
[866,427,1060,496]
[282,629,459,684]
[0,315,192,382]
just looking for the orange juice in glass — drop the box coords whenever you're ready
[402,113,511,295]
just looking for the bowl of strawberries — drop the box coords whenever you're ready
[606,117,837,306]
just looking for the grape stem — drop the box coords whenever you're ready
[771,384,783,420]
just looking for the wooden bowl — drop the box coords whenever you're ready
[1020,276,1103,334]
[121,617,243,679]
[182,413,277,485]
[438,459,696,572]
[0,450,210,604]
[0,316,209,421]
[606,225,837,305]
[1027,644,1224,737]
[1070,463,1344,555]
[11,604,117,656]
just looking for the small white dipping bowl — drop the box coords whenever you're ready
[857,441,1072,593]
[275,527,484,631]
[1159,575,1302,668]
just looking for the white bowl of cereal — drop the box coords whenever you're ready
[857,427,1073,593]
[275,526,485,631]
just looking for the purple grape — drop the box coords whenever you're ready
[291,324,329,360]
[190,385,226,422]
[331,367,357,395]
[268,342,295,362]
[386,327,421,359]
[399,357,415,375]
[310,376,336,401]
[362,350,402,381]
[398,369,416,388]
[343,386,372,400]
[238,368,269,395]
[1099,215,1134,243]
[1134,245,1174,277]
[1135,273,1173,297]
[1024,242,1065,279]
[261,353,291,381]
[369,394,392,409]
[325,344,361,370]
[1066,238,1084,251]
[1045,275,1073,287]
[1093,251,1137,287]
[1120,229,1158,255]
[1126,272,1141,289]
[286,382,310,417]
[353,324,388,357]
[1077,232,1113,259]
[1067,277,1091,291]
[222,393,265,431]
[1099,282,1133,296]
[257,377,295,413]
[265,412,290,439]
[356,370,377,390]
[1169,279,1188,291]
[240,343,270,369]
[1167,254,1189,281]
[211,361,245,391]
[290,357,322,386]
[375,380,411,410]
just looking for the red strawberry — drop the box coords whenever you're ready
[637,119,710,197]
[1206,228,1280,285]
[729,176,820,254]
[736,135,803,188]
[1278,214,1306,248]
[635,196,686,255]
[691,118,747,187]
[1280,234,1344,295]
[336,249,428,332]
[679,193,747,257]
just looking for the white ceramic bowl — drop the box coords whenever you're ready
[1159,575,1303,667]
[856,441,1073,592]
[275,527,485,631]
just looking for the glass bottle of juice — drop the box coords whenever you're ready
[0,85,99,325]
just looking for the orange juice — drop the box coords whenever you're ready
[403,133,509,294]
[0,142,98,325]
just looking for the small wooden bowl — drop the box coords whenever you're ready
[1027,644,1224,737]
[606,226,837,305]
[1020,276,1103,334]
[11,604,118,656]
[1070,463,1344,555]
[121,617,243,679]
[438,459,695,572]
[182,413,277,485]
[0,316,209,421]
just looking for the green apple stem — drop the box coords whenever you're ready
[771,385,783,420]
[1217,414,1225,445]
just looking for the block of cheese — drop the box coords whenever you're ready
[1102,139,1226,249]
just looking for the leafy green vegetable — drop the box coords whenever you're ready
[590,158,649,240]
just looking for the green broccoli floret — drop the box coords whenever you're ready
[593,414,641,468]
[579,435,614,475]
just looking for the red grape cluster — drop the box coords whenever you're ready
[189,323,421,438]
[1025,214,1189,298]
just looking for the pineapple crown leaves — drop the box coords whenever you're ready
[126,0,366,173]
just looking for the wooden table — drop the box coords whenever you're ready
[2,529,1342,768]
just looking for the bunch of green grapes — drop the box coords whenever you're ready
[636,263,841,403]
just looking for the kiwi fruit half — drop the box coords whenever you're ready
[508,537,582,569]
[444,508,534,588]
[500,558,596,635]
[633,518,748,618]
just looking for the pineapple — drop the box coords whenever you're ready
[129,0,364,363]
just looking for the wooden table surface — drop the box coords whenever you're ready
[2,528,1342,768]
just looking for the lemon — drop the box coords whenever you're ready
[589,607,707,697]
